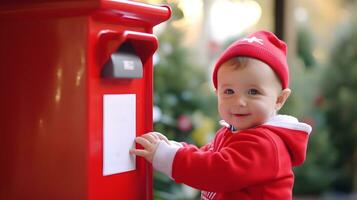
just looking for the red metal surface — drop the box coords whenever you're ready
[0,16,89,200]
[0,0,170,25]
[0,1,171,199]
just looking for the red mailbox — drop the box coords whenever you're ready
[0,1,171,199]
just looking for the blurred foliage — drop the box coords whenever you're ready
[320,11,357,192]
[153,1,217,199]
[297,27,316,68]
[280,28,338,195]
[294,1,357,195]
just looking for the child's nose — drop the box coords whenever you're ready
[236,94,247,107]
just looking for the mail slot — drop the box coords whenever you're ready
[99,30,159,80]
[101,42,143,79]
[0,1,171,199]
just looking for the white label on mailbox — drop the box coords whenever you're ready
[123,60,135,70]
[103,94,136,176]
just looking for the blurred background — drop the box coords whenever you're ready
[141,0,357,199]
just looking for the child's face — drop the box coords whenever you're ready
[216,58,288,131]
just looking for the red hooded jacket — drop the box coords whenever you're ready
[153,115,312,200]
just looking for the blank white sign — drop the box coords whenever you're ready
[103,94,136,176]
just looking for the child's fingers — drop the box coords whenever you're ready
[130,149,148,157]
[141,133,159,144]
[153,132,170,144]
[149,132,161,141]
[130,148,153,163]
[144,131,169,144]
[135,137,156,151]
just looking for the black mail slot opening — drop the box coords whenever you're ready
[101,42,143,79]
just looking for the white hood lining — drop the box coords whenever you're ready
[219,115,312,134]
[263,115,312,134]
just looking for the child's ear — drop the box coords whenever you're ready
[275,88,291,111]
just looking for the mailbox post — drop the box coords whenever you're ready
[0,1,171,199]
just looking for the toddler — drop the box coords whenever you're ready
[131,30,312,200]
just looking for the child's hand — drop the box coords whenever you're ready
[130,132,169,163]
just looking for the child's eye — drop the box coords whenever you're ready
[248,89,259,95]
[224,89,235,95]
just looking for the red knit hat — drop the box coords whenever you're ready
[212,30,289,89]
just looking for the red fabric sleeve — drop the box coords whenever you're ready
[180,142,211,151]
[172,129,279,192]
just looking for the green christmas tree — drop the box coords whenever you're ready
[321,12,357,192]
[152,1,217,199]
[281,28,338,195]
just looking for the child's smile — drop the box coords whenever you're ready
[234,113,251,118]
